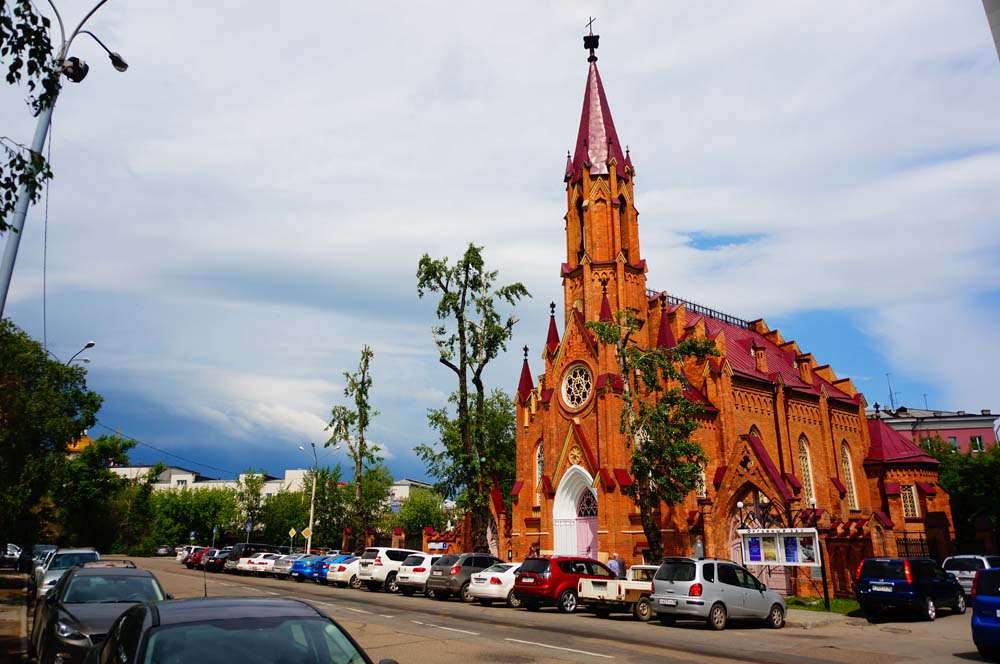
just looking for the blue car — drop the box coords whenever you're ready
[317,554,353,584]
[973,569,1000,662]
[289,555,322,583]
[855,557,966,621]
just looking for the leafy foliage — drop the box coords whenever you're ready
[921,436,1000,550]
[147,487,237,547]
[394,487,448,536]
[306,466,352,549]
[588,308,717,561]
[0,0,60,231]
[416,243,528,550]
[260,489,310,546]
[0,319,102,544]
[234,469,267,534]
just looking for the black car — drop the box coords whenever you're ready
[855,557,966,621]
[31,565,169,664]
[83,597,398,664]
[203,549,230,572]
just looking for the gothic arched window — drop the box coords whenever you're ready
[577,489,598,517]
[534,443,544,506]
[841,441,859,511]
[798,436,815,506]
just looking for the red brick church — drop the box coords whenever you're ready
[494,33,955,598]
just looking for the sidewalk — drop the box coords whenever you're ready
[785,607,852,629]
[0,570,29,662]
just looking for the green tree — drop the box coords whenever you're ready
[417,389,517,514]
[921,436,1000,551]
[52,434,133,550]
[260,490,309,546]
[326,345,381,540]
[0,319,102,543]
[234,470,267,538]
[149,487,236,547]
[345,464,393,546]
[309,466,351,550]
[0,0,59,231]
[416,243,529,550]
[113,463,166,554]
[588,307,717,562]
[395,488,447,536]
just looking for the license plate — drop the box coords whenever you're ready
[872,584,892,592]
[473,579,483,584]
[659,598,677,606]
[432,570,443,576]
[521,578,534,583]
[996,609,1000,618]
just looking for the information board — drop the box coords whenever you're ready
[737,527,821,568]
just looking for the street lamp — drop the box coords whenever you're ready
[67,340,95,365]
[299,443,318,553]
[0,0,128,318]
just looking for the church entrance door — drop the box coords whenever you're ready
[552,465,597,555]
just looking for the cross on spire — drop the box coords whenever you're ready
[584,17,599,62]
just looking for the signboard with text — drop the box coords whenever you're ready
[737,527,820,568]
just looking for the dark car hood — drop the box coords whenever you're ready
[63,602,139,635]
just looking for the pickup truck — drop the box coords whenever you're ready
[578,564,659,621]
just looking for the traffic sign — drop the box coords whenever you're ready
[302,528,312,538]
[288,528,297,538]
[245,521,252,533]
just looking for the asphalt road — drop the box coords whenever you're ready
[133,557,983,664]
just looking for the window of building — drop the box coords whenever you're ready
[947,436,958,450]
[901,484,920,518]
[534,443,544,506]
[971,435,985,453]
[798,436,815,506]
[840,442,858,511]
[176,479,187,487]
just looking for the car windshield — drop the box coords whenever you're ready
[519,559,549,574]
[64,575,164,603]
[654,561,696,582]
[860,560,906,580]
[482,564,514,574]
[141,616,366,664]
[50,552,99,570]
[944,557,984,572]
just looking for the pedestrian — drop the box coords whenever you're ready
[608,552,621,578]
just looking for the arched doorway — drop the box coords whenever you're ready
[728,483,789,595]
[553,465,597,556]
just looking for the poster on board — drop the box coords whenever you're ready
[738,527,821,567]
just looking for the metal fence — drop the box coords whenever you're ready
[895,534,930,559]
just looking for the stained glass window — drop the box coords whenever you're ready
[577,489,598,517]
[534,444,544,505]
[798,436,815,506]
[562,364,593,409]
[840,442,858,510]
[901,484,920,518]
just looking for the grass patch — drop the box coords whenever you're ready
[785,595,861,615]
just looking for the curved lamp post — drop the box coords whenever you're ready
[66,340,95,364]
[0,0,127,318]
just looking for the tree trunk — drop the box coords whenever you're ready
[636,483,664,563]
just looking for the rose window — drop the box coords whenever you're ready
[562,364,593,409]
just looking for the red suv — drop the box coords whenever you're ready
[513,555,614,613]
[185,547,208,569]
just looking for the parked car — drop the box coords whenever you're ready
[425,552,502,602]
[289,554,323,582]
[34,548,100,598]
[855,557,966,621]
[271,553,308,579]
[513,555,615,613]
[185,547,208,569]
[357,547,422,593]
[2,543,21,568]
[82,597,397,664]
[972,568,1000,662]
[175,545,197,563]
[396,553,441,597]
[469,562,522,608]
[237,552,282,576]
[203,549,230,573]
[943,554,1000,594]
[31,564,168,664]
[579,564,658,621]
[650,557,786,630]
[154,545,174,557]
[326,556,363,589]
[317,554,355,584]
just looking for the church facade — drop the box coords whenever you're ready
[494,35,955,598]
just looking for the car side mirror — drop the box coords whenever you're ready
[165,593,174,600]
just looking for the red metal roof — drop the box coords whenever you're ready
[747,434,793,502]
[598,468,616,490]
[656,308,676,348]
[830,477,847,494]
[517,355,534,403]
[865,419,939,467]
[872,511,895,528]
[884,481,901,495]
[783,472,802,492]
[568,60,627,182]
[599,292,614,323]
[572,422,600,471]
[510,480,524,498]
[916,481,937,496]
[546,312,560,355]
[712,465,727,487]
[613,468,634,487]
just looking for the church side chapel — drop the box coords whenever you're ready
[493,32,955,598]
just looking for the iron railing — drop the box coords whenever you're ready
[646,289,751,329]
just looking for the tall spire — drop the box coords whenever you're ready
[568,25,627,182]
[517,346,535,403]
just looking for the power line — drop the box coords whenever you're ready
[94,420,239,478]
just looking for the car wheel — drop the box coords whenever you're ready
[659,613,676,626]
[479,599,493,607]
[506,590,521,609]
[400,587,415,597]
[295,576,304,583]
[976,645,1000,662]
[557,589,578,613]
[707,603,727,631]
[954,592,967,615]
[349,575,362,590]
[923,597,936,621]
[766,604,785,629]
[634,597,653,622]
[385,573,399,593]
[524,600,540,612]
[460,582,474,603]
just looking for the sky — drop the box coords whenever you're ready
[3,3,999,485]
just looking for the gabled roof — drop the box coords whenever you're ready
[568,60,627,182]
[865,418,939,467]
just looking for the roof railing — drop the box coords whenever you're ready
[646,289,751,329]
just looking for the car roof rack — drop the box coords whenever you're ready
[77,560,137,569]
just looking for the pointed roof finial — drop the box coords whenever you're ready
[584,17,599,62]
[659,293,667,312]
[523,345,529,360]
[546,303,561,354]
[549,301,556,316]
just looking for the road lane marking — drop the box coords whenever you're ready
[411,620,479,636]
[346,607,372,614]
[505,638,613,659]
[378,614,394,618]
[266,591,280,595]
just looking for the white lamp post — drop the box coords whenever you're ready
[0,0,127,317]
[298,443,318,553]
